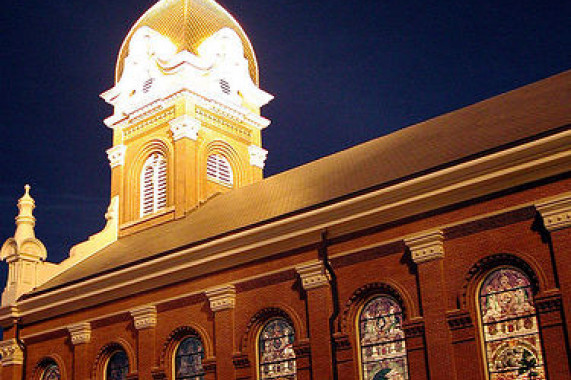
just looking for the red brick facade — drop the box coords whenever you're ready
[1,174,570,379]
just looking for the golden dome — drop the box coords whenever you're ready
[115,0,259,85]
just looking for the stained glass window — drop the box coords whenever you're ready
[175,337,205,380]
[41,363,60,380]
[258,318,297,380]
[479,268,546,380]
[106,350,129,380]
[359,296,408,380]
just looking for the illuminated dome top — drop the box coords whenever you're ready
[115,0,259,85]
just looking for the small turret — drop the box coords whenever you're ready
[1,185,48,306]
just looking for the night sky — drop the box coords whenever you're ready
[1,0,570,286]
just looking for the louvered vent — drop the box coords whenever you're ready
[220,79,231,95]
[140,153,167,217]
[143,78,154,93]
[206,154,233,186]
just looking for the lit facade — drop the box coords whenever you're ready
[0,1,570,380]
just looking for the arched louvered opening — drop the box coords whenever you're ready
[140,153,167,217]
[478,267,546,380]
[206,154,233,186]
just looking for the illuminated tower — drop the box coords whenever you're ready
[101,0,273,235]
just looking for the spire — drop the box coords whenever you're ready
[14,184,37,244]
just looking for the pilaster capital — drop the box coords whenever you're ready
[0,339,24,366]
[67,322,91,345]
[405,230,445,264]
[106,145,127,168]
[296,260,330,290]
[170,115,200,141]
[130,305,157,330]
[248,145,268,169]
[535,193,571,232]
[205,284,236,312]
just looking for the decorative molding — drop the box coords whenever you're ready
[106,145,127,168]
[205,285,236,312]
[535,293,563,314]
[151,368,167,380]
[535,192,571,231]
[402,319,425,338]
[202,358,217,373]
[169,115,201,141]
[332,333,351,352]
[295,261,330,290]
[67,322,91,345]
[248,145,268,169]
[130,305,157,330]
[232,353,250,369]
[446,310,473,330]
[0,339,24,366]
[404,230,445,264]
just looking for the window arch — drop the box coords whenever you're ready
[206,154,233,186]
[478,267,546,380]
[174,336,205,380]
[106,350,129,380]
[39,362,61,380]
[258,318,297,380]
[140,153,167,217]
[358,296,408,380]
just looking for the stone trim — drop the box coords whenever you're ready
[404,230,445,264]
[248,145,268,169]
[130,305,158,330]
[205,285,236,312]
[0,339,24,366]
[169,115,200,141]
[106,145,127,168]
[67,322,91,345]
[295,261,330,290]
[535,193,571,231]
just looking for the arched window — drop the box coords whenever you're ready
[358,296,408,380]
[258,318,297,380]
[140,153,167,217]
[40,363,60,380]
[106,350,129,380]
[174,336,205,380]
[478,268,546,380]
[206,154,233,186]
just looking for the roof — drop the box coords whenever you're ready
[115,0,259,85]
[34,70,571,293]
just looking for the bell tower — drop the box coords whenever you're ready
[101,0,273,235]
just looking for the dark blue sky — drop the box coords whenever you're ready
[1,0,570,278]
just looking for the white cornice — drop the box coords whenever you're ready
[0,339,24,366]
[205,285,236,312]
[296,261,330,290]
[130,305,157,330]
[404,230,445,264]
[7,129,571,325]
[67,322,91,345]
[248,145,268,169]
[106,145,127,168]
[535,192,571,232]
[169,115,200,141]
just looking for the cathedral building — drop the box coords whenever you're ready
[0,1,570,380]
